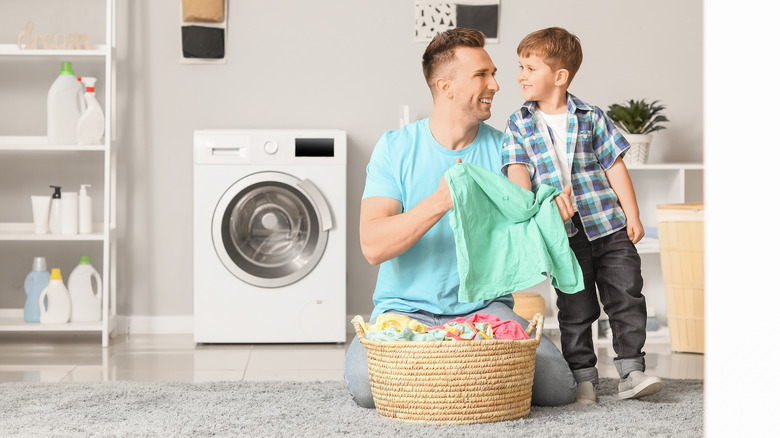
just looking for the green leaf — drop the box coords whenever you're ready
[606,98,668,134]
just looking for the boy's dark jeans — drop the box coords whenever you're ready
[555,213,647,383]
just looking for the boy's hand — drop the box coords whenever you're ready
[555,185,575,222]
[626,217,645,244]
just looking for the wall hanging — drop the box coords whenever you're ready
[414,0,500,43]
[180,0,228,64]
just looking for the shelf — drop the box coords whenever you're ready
[0,44,109,57]
[0,223,105,241]
[0,317,102,332]
[626,163,704,170]
[635,237,659,254]
[541,317,558,331]
[0,136,106,151]
[594,326,670,346]
[0,309,114,333]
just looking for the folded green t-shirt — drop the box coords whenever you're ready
[445,163,583,303]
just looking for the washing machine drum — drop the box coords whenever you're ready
[212,171,332,288]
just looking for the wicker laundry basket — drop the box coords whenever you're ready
[657,203,705,353]
[354,313,544,425]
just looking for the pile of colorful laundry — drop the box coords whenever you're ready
[352,313,529,342]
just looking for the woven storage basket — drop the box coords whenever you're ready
[354,313,543,425]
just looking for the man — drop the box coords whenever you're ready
[344,28,576,408]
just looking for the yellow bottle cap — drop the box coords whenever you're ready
[51,268,62,280]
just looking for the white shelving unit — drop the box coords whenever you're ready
[537,163,704,340]
[590,162,704,347]
[0,0,117,347]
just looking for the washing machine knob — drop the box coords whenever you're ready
[263,140,278,155]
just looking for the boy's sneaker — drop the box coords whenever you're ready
[575,381,597,404]
[618,371,663,399]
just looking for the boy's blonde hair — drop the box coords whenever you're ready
[517,27,582,84]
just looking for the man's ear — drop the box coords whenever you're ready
[555,69,570,87]
[435,77,452,98]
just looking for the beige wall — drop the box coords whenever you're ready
[0,1,703,319]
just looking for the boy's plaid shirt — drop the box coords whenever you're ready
[501,93,631,241]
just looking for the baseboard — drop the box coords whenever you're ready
[117,315,194,335]
[118,314,366,336]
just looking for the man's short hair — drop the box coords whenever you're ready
[517,27,583,84]
[422,28,486,88]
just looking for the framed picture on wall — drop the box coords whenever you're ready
[414,0,500,43]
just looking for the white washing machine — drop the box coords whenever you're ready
[193,129,346,343]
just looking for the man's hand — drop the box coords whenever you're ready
[555,185,575,222]
[360,158,463,265]
[436,158,463,211]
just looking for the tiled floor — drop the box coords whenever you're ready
[0,332,704,383]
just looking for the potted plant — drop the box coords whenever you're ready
[607,99,669,165]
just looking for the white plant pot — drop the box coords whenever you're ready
[622,133,653,165]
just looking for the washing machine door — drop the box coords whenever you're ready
[212,171,332,288]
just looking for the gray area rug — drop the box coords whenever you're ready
[1,378,702,437]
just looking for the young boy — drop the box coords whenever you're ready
[501,27,663,404]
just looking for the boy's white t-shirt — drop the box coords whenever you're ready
[537,110,576,209]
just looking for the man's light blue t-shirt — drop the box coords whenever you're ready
[363,118,513,320]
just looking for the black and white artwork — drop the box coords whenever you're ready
[414,1,500,43]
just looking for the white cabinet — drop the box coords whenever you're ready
[590,163,704,347]
[0,0,116,346]
[531,163,704,348]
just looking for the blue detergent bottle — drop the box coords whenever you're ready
[24,257,50,323]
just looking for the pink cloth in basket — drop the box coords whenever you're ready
[434,313,529,340]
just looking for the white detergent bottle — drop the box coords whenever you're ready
[76,77,105,145]
[78,184,93,234]
[67,256,102,322]
[47,61,84,145]
[61,191,78,235]
[39,268,71,324]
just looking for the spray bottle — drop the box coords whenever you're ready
[76,77,105,145]
[48,185,62,234]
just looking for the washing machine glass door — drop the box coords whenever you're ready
[213,171,331,288]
